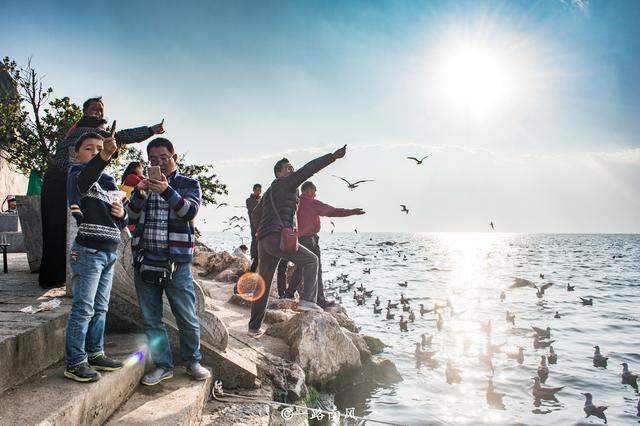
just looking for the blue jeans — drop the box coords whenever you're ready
[134,262,201,370]
[65,243,117,367]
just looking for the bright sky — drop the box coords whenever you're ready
[2,0,639,233]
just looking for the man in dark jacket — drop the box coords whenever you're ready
[245,183,262,272]
[248,145,347,335]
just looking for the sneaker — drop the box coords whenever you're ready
[247,328,265,338]
[141,368,173,386]
[64,362,101,383]
[186,362,211,381]
[297,300,323,312]
[88,354,123,372]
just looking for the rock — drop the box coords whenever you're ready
[362,335,388,355]
[195,250,249,282]
[228,294,251,308]
[363,356,403,383]
[343,329,371,362]
[265,312,361,387]
[267,298,298,311]
[263,309,290,324]
[326,308,359,333]
[257,353,308,403]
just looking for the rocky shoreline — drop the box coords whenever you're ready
[192,246,402,425]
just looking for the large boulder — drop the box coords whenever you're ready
[343,329,371,362]
[257,352,307,403]
[326,306,359,333]
[363,356,402,383]
[362,335,388,355]
[265,311,361,387]
[194,250,249,282]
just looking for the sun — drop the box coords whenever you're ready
[433,40,517,118]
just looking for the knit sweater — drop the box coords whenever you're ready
[67,154,128,251]
[126,171,201,263]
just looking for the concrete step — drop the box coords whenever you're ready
[107,369,213,425]
[0,333,148,426]
[0,257,70,394]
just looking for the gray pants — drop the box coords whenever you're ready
[249,233,318,331]
[286,235,325,303]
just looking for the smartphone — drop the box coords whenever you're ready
[148,166,162,181]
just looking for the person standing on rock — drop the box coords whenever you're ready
[126,138,211,386]
[248,145,348,336]
[284,181,364,308]
[245,183,262,272]
[64,131,127,382]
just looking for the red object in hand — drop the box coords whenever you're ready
[123,174,143,187]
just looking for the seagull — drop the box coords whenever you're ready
[215,202,229,209]
[486,378,505,408]
[593,346,608,367]
[506,346,525,364]
[386,308,395,320]
[490,221,495,230]
[400,293,410,304]
[402,304,411,313]
[408,310,416,322]
[354,229,358,234]
[363,268,371,274]
[580,297,593,306]
[330,260,337,267]
[399,315,408,332]
[567,283,575,291]
[533,335,555,349]
[387,300,399,309]
[500,290,506,301]
[228,215,247,222]
[581,392,608,424]
[548,346,557,364]
[374,296,380,306]
[363,290,373,297]
[621,363,638,390]
[537,356,549,382]
[532,377,563,399]
[554,311,561,319]
[414,342,436,361]
[406,154,430,165]
[419,303,433,317]
[532,326,551,339]
[400,205,409,214]
[398,281,408,287]
[506,311,515,325]
[445,360,462,384]
[373,305,382,314]
[535,283,553,298]
[539,273,545,279]
[510,277,537,289]
[421,333,433,349]
[332,175,375,190]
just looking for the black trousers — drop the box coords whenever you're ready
[287,234,326,303]
[249,234,318,331]
[249,233,259,272]
[38,170,68,288]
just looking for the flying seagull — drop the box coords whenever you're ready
[490,221,495,230]
[406,154,430,165]
[215,202,229,209]
[400,205,409,214]
[332,175,375,189]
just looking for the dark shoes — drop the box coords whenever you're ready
[88,353,124,371]
[64,362,101,382]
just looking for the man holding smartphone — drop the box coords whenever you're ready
[126,137,210,386]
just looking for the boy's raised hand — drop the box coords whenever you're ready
[150,118,165,135]
[111,199,125,218]
[333,144,347,159]
[101,123,118,160]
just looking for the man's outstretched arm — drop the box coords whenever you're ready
[286,145,347,189]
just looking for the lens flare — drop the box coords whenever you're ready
[236,272,266,302]
[124,350,145,367]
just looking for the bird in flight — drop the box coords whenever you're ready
[406,154,431,165]
[228,216,247,222]
[400,205,409,214]
[330,221,335,234]
[215,202,229,209]
[332,175,375,189]
[490,221,495,230]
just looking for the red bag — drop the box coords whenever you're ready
[270,191,298,253]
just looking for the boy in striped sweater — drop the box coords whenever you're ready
[126,138,210,386]
[64,130,127,382]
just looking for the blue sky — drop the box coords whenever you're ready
[2,0,639,232]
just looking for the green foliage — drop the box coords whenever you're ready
[304,385,319,405]
[0,57,81,176]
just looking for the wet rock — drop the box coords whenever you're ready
[363,356,403,383]
[194,250,249,282]
[265,311,361,387]
[263,309,290,324]
[362,335,388,355]
[228,294,251,308]
[257,353,308,403]
[344,329,371,361]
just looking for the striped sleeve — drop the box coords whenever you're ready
[126,190,147,220]
[160,181,201,221]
